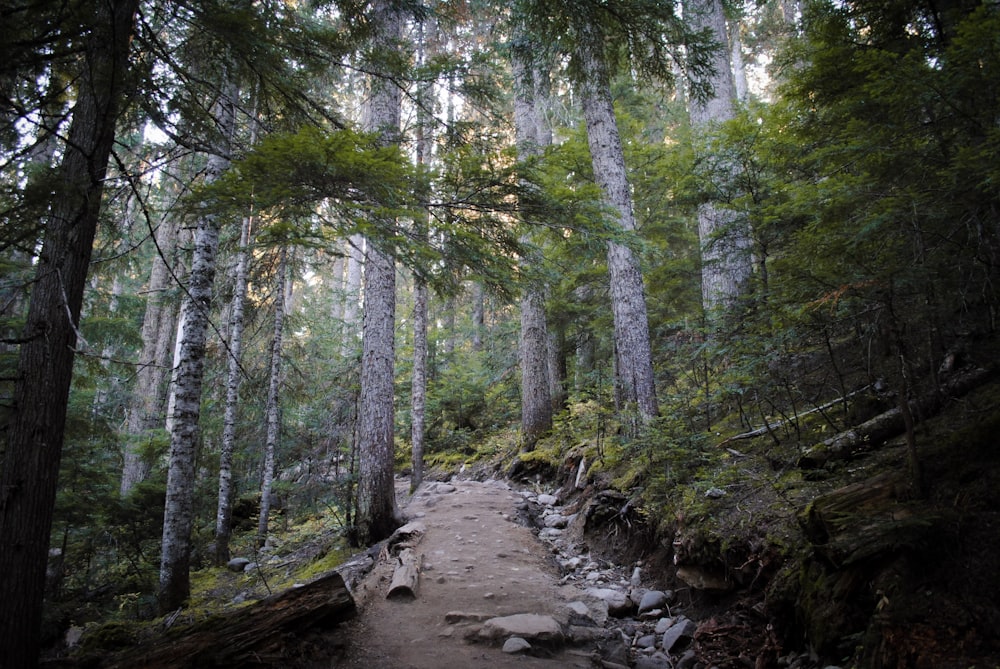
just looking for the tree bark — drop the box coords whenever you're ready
[98,572,355,669]
[687,0,754,316]
[355,0,404,546]
[214,214,253,564]
[576,22,658,424]
[258,246,289,547]
[0,1,139,664]
[159,79,238,613]
[513,43,553,450]
[342,233,364,357]
[121,214,181,496]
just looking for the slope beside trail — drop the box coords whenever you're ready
[337,478,596,669]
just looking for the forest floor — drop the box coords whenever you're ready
[334,478,601,669]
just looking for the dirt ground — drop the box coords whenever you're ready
[335,479,598,669]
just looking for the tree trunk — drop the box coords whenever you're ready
[0,2,139,664]
[513,43,553,450]
[355,0,404,546]
[214,214,253,564]
[121,213,181,496]
[159,79,237,613]
[342,233,364,356]
[258,246,289,547]
[687,0,754,316]
[411,277,428,491]
[576,22,658,424]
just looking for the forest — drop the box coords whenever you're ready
[1,0,998,666]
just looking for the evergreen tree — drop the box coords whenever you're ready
[0,2,140,663]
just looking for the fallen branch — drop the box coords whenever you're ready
[798,366,995,469]
[718,386,871,447]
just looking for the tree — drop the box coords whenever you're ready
[575,18,659,424]
[121,210,181,496]
[512,39,553,450]
[257,245,289,547]
[0,1,140,663]
[687,0,754,317]
[214,213,253,564]
[158,78,238,613]
[354,0,405,546]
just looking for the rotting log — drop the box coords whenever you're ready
[798,366,994,469]
[386,547,422,600]
[800,472,936,567]
[96,572,355,668]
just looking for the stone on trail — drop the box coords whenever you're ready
[536,493,558,506]
[478,613,563,644]
[638,589,668,614]
[502,637,532,654]
[584,587,632,617]
[661,617,697,652]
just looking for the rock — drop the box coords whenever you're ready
[444,611,492,623]
[565,600,591,618]
[675,565,730,591]
[585,587,632,617]
[676,648,698,669]
[479,614,563,644]
[543,514,568,528]
[502,637,532,654]
[638,590,668,614]
[635,634,657,649]
[242,562,258,573]
[630,566,642,586]
[536,493,558,506]
[661,618,697,652]
[635,653,672,669]
[654,617,673,634]
[704,487,727,498]
[226,557,250,572]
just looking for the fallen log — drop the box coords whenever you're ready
[93,571,355,669]
[386,547,422,600]
[718,386,872,447]
[798,366,994,469]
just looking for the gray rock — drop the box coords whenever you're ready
[584,587,632,617]
[638,590,668,614]
[676,648,698,669]
[661,618,697,652]
[654,617,674,634]
[634,653,673,669]
[536,493,558,506]
[226,557,250,572]
[543,513,568,528]
[636,634,657,649]
[502,637,532,654]
[479,614,563,644]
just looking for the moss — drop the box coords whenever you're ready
[294,544,352,582]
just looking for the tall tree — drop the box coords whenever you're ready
[257,246,289,547]
[512,40,553,450]
[159,78,238,613]
[575,18,659,424]
[214,212,253,564]
[0,1,140,663]
[354,0,405,546]
[687,0,753,316]
[121,211,181,496]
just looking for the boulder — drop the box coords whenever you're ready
[638,590,668,614]
[226,557,250,573]
[479,613,563,645]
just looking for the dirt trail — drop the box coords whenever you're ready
[337,479,595,668]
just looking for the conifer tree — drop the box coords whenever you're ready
[0,2,140,663]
